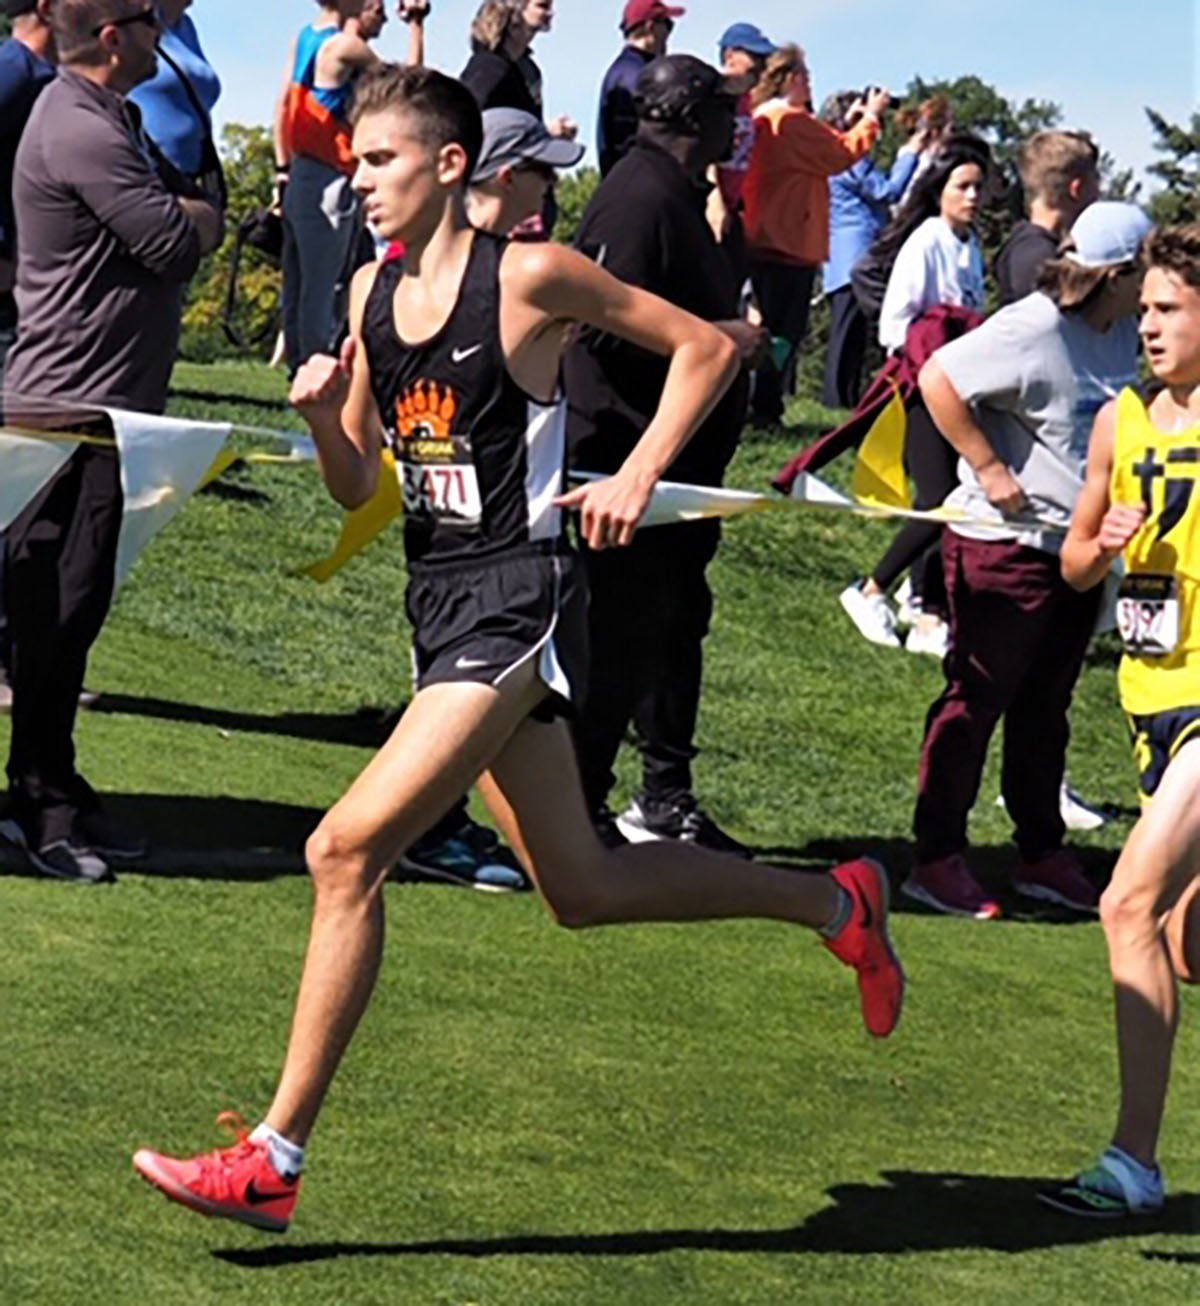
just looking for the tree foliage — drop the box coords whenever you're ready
[1144,108,1200,227]
[180,123,281,362]
[0,15,11,39]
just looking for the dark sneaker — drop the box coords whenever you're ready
[0,818,112,884]
[399,830,529,893]
[1013,849,1099,914]
[1038,1148,1165,1218]
[616,794,752,858]
[78,807,150,864]
[591,806,629,849]
[902,853,1002,919]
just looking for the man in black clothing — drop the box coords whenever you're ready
[565,53,766,853]
[996,129,1099,305]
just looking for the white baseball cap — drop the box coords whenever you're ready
[1066,202,1154,268]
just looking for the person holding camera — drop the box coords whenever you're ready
[741,45,891,425]
[821,89,926,408]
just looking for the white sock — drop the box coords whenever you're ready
[250,1122,306,1181]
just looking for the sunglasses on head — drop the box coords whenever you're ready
[91,5,160,37]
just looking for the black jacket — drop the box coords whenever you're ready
[565,139,749,486]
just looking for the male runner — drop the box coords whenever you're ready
[1043,223,1200,1217]
[132,64,904,1234]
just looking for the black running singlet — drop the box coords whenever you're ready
[361,232,568,570]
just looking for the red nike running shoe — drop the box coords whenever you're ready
[823,858,906,1039]
[133,1112,300,1233]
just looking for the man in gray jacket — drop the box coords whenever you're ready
[0,0,221,883]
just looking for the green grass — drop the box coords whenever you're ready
[1,364,1197,1304]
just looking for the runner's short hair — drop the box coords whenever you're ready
[350,64,484,178]
[1143,225,1200,291]
[1017,131,1100,207]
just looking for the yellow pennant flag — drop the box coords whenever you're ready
[303,450,403,582]
[851,385,911,511]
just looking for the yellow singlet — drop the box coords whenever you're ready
[1111,387,1200,715]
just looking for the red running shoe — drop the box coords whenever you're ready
[823,858,906,1039]
[133,1112,300,1233]
[1013,849,1099,914]
[903,853,1002,920]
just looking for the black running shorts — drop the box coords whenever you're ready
[406,548,587,721]
[1128,707,1200,802]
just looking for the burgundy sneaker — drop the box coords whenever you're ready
[902,853,1002,920]
[1013,849,1099,914]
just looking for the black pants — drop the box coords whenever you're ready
[5,441,122,843]
[822,285,869,410]
[0,294,17,681]
[869,402,958,617]
[575,520,721,812]
[749,258,816,423]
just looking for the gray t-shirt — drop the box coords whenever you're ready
[936,291,1139,553]
[5,70,200,416]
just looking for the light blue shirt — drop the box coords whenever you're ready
[130,13,221,177]
[824,150,919,294]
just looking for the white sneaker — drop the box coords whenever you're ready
[1060,782,1107,831]
[995,779,1108,831]
[905,618,950,659]
[895,577,918,629]
[839,583,901,648]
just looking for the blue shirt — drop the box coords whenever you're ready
[130,14,221,177]
[0,38,55,262]
[292,23,351,118]
[824,150,919,294]
[597,44,653,177]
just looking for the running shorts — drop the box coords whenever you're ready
[405,546,587,721]
[1128,707,1200,802]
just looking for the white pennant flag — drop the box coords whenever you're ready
[0,431,77,530]
[107,408,232,585]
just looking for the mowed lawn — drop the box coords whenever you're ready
[1,362,1196,1305]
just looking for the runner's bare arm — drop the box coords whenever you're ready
[324,31,379,81]
[502,242,740,549]
[290,263,387,509]
[401,0,429,66]
[1062,400,1144,590]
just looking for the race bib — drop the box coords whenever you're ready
[398,435,482,528]
[1116,573,1179,657]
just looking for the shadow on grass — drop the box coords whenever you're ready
[87,692,404,748]
[756,837,1116,924]
[213,1170,1200,1267]
[0,793,319,881]
[1144,1251,1200,1265]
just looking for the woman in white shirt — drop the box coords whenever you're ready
[840,134,991,657]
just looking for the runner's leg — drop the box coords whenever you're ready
[1100,738,1200,1167]
[264,669,547,1145]
[479,714,841,928]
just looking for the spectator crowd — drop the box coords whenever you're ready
[3,0,1200,1236]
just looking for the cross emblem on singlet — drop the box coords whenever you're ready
[1133,448,1165,508]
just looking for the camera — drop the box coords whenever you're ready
[863,87,902,111]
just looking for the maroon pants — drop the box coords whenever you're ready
[914,532,1100,863]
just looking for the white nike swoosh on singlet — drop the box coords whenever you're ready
[455,656,490,670]
[451,344,483,364]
